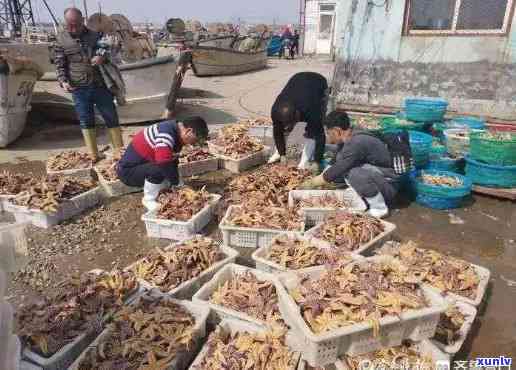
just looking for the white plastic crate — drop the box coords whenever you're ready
[0,222,28,273]
[288,189,367,228]
[46,166,93,180]
[0,194,15,212]
[252,234,361,274]
[6,187,103,229]
[21,269,142,370]
[125,241,239,299]
[69,293,209,370]
[219,205,304,249]
[192,263,284,327]
[276,256,447,367]
[189,318,302,370]
[179,157,219,178]
[247,125,273,139]
[142,194,221,241]
[208,142,268,174]
[432,300,477,355]
[94,167,141,198]
[334,340,450,370]
[304,215,397,256]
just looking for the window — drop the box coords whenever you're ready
[319,14,333,39]
[320,4,336,12]
[405,0,514,35]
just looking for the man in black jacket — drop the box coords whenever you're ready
[300,111,399,218]
[268,72,328,170]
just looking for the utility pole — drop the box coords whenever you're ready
[83,0,88,20]
[0,0,35,37]
[298,0,306,55]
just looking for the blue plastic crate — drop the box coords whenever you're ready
[465,157,516,188]
[450,116,486,130]
[411,169,472,209]
[427,156,465,174]
[416,193,466,210]
[405,97,449,123]
[409,131,433,169]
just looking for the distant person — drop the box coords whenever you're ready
[54,7,123,161]
[293,30,300,55]
[116,117,209,211]
[268,72,329,170]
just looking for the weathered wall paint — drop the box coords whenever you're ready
[333,0,516,120]
[303,0,338,55]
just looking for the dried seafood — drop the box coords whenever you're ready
[266,235,354,270]
[196,326,296,370]
[16,270,137,357]
[131,237,225,292]
[12,177,96,212]
[343,341,434,370]
[376,241,480,300]
[312,212,385,252]
[47,150,92,171]
[245,117,273,127]
[289,261,429,334]
[212,124,264,159]
[0,171,37,195]
[78,296,195,370]
[295,194,350,209]
[226,164,310,207]
[420,173,463,187]
[435,305,466,346]
[157,187,211,220]
[210,271,283,326]
[179,145,214,164]
[478,131,515,141]
[226,204,303,231]
[354,115,381,130]
[97,149,126,182]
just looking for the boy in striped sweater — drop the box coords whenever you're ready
[117,116,209,211]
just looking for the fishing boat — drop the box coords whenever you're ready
[0,54,43,147]
[33,53,184,124]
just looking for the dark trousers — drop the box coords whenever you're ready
[72,86,120,129]
[336,165,399,203]
[117,161,179,187]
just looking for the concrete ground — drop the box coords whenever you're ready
[2,57,515,360]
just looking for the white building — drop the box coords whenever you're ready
[302,0,338,55]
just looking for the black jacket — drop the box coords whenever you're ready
[323,131,397,183]
[271,72,328,162]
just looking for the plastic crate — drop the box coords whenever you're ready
[470,131,516,166]
[192,263,284,327]
[142,194,221,241]
[252,234,361,274]
[247,125,273,139]
[69,293,209,370]
[94,167,141,198]
[303,215,397,256]
[219,205,304,249]
[276,256,447,367]
[125,241,239,299]
[0,222,28,273]
[0,194,15,212]
[6,187,103,229]
[288,189,367,228]
[189,318,302,370]
[46,166,93,180]
[208,142,268,174]
[465,156,516,188]
[432,300,477,355]
[334,340,450,370]
[179,157,219,178]
[412,170,472,210]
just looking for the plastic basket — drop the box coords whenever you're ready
[465,156,516,188]
[208,142,268,174]
[189,318,302,370]
[469,131,516,166]
[252,234,361,274]
[412,170,471,210]
[192,263,284,327]
[46,166,93,180]
[125,242,238,299]
[0,222,28,273]
[276,256,446,367]
[426,156,465,174]
[219,205,304,249]
[69,293,209,370]
[334,340,450,370]
[142,194,221,241]
[444,128,484,158]
[303,214,397,256]
[404,98,448,123]
[178,157,219,178]
[288,189,367,228]
[432,300,477,355]
[409,131,433,168]
[94,167,141,198]
[6,187,103,229]
[247,125,273,138]
[450,116,486,130]
[381,114,426,132]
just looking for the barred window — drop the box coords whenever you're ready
[406,0,514,35]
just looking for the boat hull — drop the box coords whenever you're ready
[191,47,267,77]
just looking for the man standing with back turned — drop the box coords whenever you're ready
[54,7,123,161]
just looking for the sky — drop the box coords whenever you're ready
[33,0,300,25]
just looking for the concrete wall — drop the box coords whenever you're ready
[303,0,338,55]
[333,0,516,120]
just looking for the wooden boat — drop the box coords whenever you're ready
[33,54,185,124]
[191,45,267,77]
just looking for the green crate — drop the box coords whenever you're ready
[470,131,516,166]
